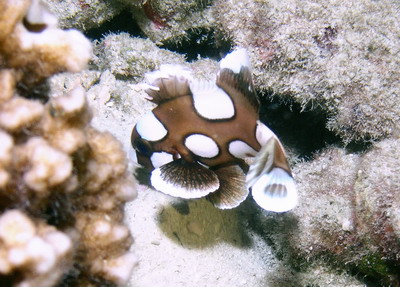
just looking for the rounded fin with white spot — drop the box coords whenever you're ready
[207,164,249,209]
[246,138,274,188]
[246,136,297,212]
[251,168,297,212]
[151,159,220,199]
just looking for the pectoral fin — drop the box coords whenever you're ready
[151,159,220,199]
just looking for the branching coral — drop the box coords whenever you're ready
[0,0,137,286]
[0,210,72,287]
[0,0,92,85]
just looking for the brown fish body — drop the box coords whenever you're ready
[147,93,260,167]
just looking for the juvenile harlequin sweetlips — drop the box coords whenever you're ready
[131,48,297,212]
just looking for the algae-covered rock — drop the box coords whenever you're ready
[214,0,400,142]
[286,139,400,285]
[41,0,125,31]
[92,34,186,79]
[126,0,215,44]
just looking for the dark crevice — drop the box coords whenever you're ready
[162,28,232,62]
[343,138,373,154]
[84,9,144,41]
[16,79,50,103]
[0,271,24,286]
[259,93,340,159]
[41,191,77,229]
[56,263,82,287]
[259,92,373,159]
[348,260,400,287]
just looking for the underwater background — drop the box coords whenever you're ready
[0,0,399,286]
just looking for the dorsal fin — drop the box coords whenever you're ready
[216,67,259,112]
[144,64,192,104]
[145,76,191,105]
[216,48,259,112]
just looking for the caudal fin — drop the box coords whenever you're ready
[246,136,298,212]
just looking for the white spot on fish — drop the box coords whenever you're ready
[255,120,275,146]
[228,140,257,159]
[191,81,235,120]
[136,112,167,141]
[184,134,219,158]
[150,152,173,168]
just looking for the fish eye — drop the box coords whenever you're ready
[133,138,153,157]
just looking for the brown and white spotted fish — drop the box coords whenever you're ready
[131,48,297,212]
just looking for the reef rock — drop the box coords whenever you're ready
[41,0,124,31]
[126,0,215,44]
[287,140,400,285]
[214,0,400,142]
[92,33,186,79]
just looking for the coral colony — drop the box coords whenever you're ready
[0,0,137,286]
[131,49,297,212]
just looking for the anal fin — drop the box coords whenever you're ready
[207,164,249,209]
[151,159,219,199]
